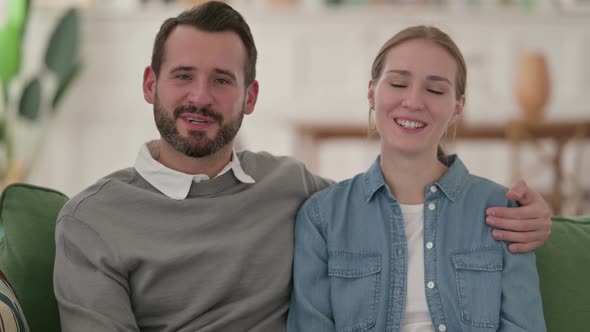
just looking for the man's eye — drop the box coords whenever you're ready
[215,78,230,85]
[176,74,190,80]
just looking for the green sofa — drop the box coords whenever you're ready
[535,215,590,331]
[0,184,67,332]
[0,183,588,331]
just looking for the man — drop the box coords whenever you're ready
[53,2,552,331]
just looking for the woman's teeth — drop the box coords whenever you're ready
[395,119,425,129]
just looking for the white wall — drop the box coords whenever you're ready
[20,5,590,207]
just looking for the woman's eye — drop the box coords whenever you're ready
[391,84,406,88]
[427,89,444,95]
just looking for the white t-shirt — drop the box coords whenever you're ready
[400,204,434,332]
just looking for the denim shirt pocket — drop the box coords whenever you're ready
[327,250,381,332]
[451,245,503,329]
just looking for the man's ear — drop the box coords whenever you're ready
[143,66,157,104]
[244,80,259,115]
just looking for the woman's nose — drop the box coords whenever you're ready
[401,87,425,111]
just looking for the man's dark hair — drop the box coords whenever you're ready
[151,1,257,85]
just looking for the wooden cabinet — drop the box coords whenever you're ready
[293,119,590,214]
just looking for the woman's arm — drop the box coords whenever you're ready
[498,246,546,331]
[498,199,547,331]
[287,197,335,332]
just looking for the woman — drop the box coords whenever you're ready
[287,26,545,332]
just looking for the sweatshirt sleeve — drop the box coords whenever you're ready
[300,165,335,197]
[54,214,140,332]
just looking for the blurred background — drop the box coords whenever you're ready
[1,0,589,215]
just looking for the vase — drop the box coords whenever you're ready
[269,0,298,7]
[515,52,551,123]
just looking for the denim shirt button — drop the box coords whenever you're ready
[427,281,435,289]
[396,248,402,257]
[438,324,447,331]
[430,185,437,193]
[428,203,436,210]
[426,242,433,249]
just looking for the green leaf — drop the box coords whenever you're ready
[52,60,81,109]
[0,0,30,86]
[7,0,29,25]
[0,23,22,85]
[18,77,42,121]
[44,8,80,82]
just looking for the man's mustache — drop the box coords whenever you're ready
[174,106,223,124]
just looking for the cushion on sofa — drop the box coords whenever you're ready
[536,214,590,332]
[0,183,69,332]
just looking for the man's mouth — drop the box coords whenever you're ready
[186,117,211,125]
[175,106,223,124]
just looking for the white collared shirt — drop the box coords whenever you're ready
[134,141,255,200]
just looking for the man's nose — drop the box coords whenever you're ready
[186,80,214,108]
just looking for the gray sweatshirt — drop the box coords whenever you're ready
[54,151,332,332]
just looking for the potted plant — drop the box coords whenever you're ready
[0,0,82,187]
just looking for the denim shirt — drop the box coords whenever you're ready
[287,155,545,332]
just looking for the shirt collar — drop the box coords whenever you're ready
[362,156,388,202]
[362,154,468,202]
[134,141,255,200]
[433,155,468,201]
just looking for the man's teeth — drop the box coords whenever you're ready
[395,119,425,129]
[187,117,207,124]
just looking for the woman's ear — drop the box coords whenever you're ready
[368,80,375,109]
[454,94,466,118]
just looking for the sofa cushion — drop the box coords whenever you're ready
[536,214,590,332]
[0,183,69,332]
[0,272,29,332]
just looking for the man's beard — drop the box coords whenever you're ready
[153,95,244,158]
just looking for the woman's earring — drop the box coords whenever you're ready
[448,124,458,145]
[445,118,460,146]
[369,107,377,131]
